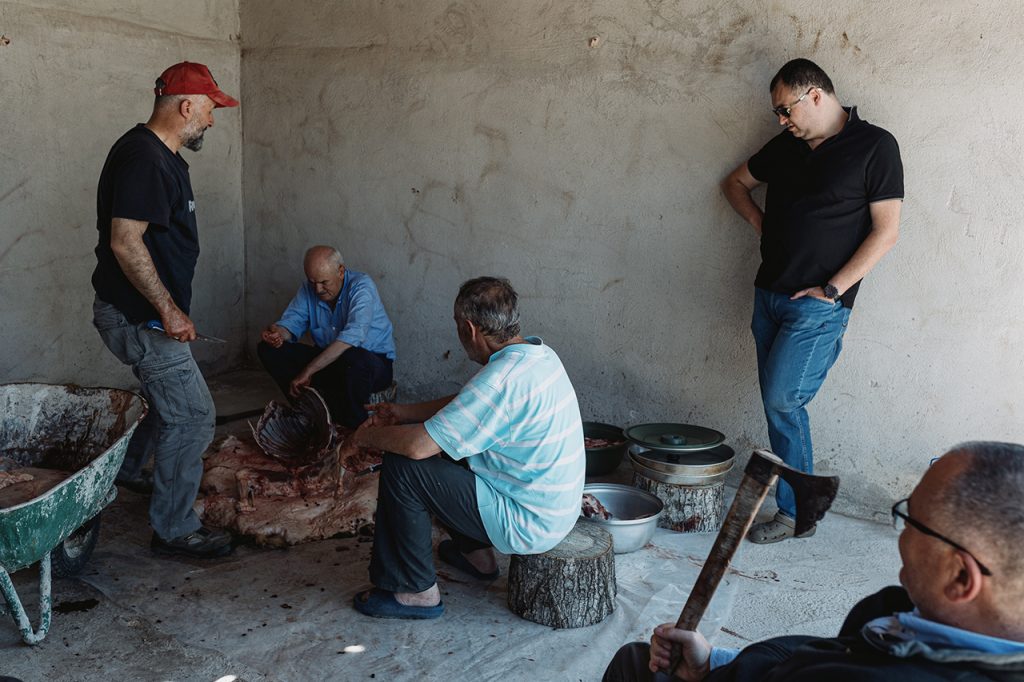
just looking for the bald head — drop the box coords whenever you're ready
[304,245,344,270]
[900,442,1024,638]
[303,246,345,304]
[932,442,1024,581]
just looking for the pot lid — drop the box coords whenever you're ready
[624,422,725,452]
[631,443,735,474]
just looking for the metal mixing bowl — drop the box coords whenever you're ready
[580,483,664,553]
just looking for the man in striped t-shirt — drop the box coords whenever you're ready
[351,277,585,619]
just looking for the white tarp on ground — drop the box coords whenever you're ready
[54,499,896,682]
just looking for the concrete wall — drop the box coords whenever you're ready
[0,0,243,386]
[240,0,1024,519]
[4,1,1020,520]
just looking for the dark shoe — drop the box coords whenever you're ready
[151,526,233,558]
[438,539,499,580]
[353,588,444,620]
[747,512,816,544]
[116,469,154,495]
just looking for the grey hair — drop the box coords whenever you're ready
[325,247,344,267]
[942,441,1024,579]
[305,245,344,268]
[454,276,521,343]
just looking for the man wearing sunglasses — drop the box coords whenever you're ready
[721,59,904,543]
[603,442,1024,681]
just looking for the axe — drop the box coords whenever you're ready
[666,449,839,676]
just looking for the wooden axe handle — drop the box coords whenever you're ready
[666,450,779,676]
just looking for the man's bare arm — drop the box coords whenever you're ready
[352,423,441,460]
[791,198,901,300]
[290,339,352,396]
[260,323,294,348]
[109,218,195,340]
[721,162,765,236]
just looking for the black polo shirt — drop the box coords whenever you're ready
[747,107,903,308]
[92,124,200,323]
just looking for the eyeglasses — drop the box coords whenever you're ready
[891,498,993,576]
[771,87,816,118]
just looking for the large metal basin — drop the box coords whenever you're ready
[580,483,663,553]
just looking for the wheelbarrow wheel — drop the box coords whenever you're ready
[52,514,101,578]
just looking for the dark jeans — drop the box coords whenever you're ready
[257,341,393,428]
[369,452,492,593]
[603,642,666,682]
[92,297,214,539]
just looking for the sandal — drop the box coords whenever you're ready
[438,539,499,580]
[747,512,816,544]
[352,588,444,620]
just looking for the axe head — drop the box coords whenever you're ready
[748,449,840,535]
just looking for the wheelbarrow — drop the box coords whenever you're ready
[0,383,147,645]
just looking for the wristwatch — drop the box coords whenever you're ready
[823,283,840,301]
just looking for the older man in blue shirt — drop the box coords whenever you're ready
[257,245,395,427]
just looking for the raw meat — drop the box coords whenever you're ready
[197,388,383,546]
[584,437,625,449]
[581,493,613,520]
[0,467,73,508]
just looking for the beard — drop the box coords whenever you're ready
[182,128,205,152]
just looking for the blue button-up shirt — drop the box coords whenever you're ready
[275,269,395,360]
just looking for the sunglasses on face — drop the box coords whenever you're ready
[771,87,816,118]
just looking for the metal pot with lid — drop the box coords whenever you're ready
[624,423,735,486]
[625,422,735,533]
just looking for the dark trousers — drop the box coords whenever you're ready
[256,341,392,428]
[602,643,667,682]
[369,452,492,593]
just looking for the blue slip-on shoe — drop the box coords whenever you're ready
[353,588,444,620]
[437,539,500,580]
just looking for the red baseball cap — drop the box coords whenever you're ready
[154,61,239,108]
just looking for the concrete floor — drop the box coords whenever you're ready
[2,369,903,681]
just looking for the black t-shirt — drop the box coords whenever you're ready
[91,124,200,323]
[747,107,904,308]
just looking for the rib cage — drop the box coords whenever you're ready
[251,387,335,466]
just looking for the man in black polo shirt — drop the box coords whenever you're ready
[721,59,903,543]
[91,61,238,558]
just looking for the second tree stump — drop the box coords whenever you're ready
[507,520,616,628]
[632,472,725,533]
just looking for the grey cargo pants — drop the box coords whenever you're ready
[92,297,214,540]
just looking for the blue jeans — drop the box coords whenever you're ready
[92,297,214,539]
[751,288,850,519]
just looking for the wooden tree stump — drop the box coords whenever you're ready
[507,520,616,628]
[632,473,725,533]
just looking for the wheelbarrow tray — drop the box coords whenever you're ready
[0,383,146,644]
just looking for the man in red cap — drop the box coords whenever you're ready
[91,61,238,558]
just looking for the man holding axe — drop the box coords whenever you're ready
[602,442,1024,680]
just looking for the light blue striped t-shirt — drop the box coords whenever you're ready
[424,337,585,555]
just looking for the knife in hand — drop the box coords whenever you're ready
[145,320,226,344]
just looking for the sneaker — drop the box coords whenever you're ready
[747,512,816,544]
[151,526,234,558]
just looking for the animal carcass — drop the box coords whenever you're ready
[197,388,382,546]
